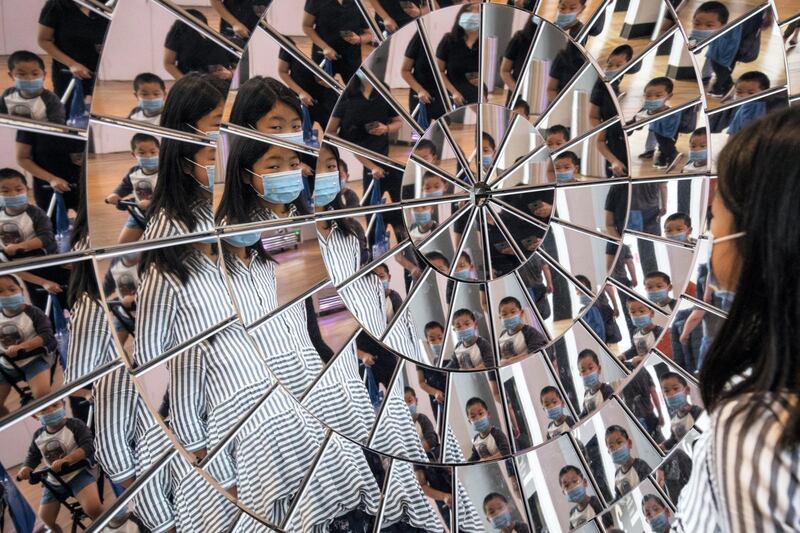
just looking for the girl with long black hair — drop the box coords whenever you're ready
[216,135,322,397]
[674,108,800,531]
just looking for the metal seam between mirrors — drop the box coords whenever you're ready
[0,0,795,531]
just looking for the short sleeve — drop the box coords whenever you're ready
[278,47,291,63]
[304,0,321,16]
[493,428,511,455]
[164,24,181,52]
[331,94,347,119]
[503,33,521,61]
[405,35,420,59]
[38,0,61,28]
[435,36,450,62]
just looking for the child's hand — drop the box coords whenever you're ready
[122,295,136,309]
[3,244,19,257]
[301,163,314,177]
[49,177,72,193]
[50,459,68,472]
[5,345,20,358]
[16,466,31,480]
[105,193,121,205]
[138,199,151,210]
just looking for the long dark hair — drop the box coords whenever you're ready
[68,170,99,306]
[229,76,302,128]
[159,72,226,133]
[447,4,477,43]
[700,107,800,447]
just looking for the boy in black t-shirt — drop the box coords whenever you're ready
[0,168,56,259]
[17,400,103,529]
[1,51,64,124]
[448,308,494,370]
[559,464,603,528]
[104,134,160,244]
[466,397,511,461]
[404,386,439,457]
[483,492,530,532]
[659,371,703,450]
[644,271,677,313]
[128,73,166,126]
[541,385,575,440]
[497,296,547,365]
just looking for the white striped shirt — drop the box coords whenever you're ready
[674,393,800,532]
[64,293,118,383]
[224,250,323,397]
[141,200,213,241]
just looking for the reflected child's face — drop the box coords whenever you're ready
[195,102,224,134]
[605,53,627,73]
[466,403,488,422]
[643,499,669,521]
[483,497,511,525]
[660,377,689,400]
[734,79,763,99]
[541,391,563,411]
[0,277,23,299]
[425,327,443,345]
[422,175,446,195]
[453,314,475,332]
[605,431,631,453]
[553,157,576,175]
[692,11,724,30]
[0,177,28,202]
[689,134,707,153]
[546,132,567,151]
[578,356,600,378]
[627,300,654,321]
[664,219,691,239]
[559,469,584,492]
[644,277,671,295]
[255,101,302,135]
[403,391,417,408]
[456,254,473,273]
[644,84,671,105]
[134,81,165,102]
[133,141,159,160]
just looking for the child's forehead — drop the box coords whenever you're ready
[0,177,25,187]
[660,376,683,387]
[426,326,443,335]
[606,430,626,441]
[12,60,42,71]
[628,300,650,311]
[645,276,668,285]
[454,313,474,323]
[468,403,486,413]
[736,79,761,91]
[499,301,520,311]
[560,469,580,483]
[134,140,159,150]
[578,356,597,367]
[645,83,669,94]
[693,10,723,24]
[138,81,163,90]
[541,390,560,401]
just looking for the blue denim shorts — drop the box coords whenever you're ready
[40,469,96,504]
[0,355,51,385]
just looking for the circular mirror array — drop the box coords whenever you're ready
[0,1,796,532]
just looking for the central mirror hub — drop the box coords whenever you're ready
[472,181,491,206]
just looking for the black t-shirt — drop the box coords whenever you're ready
[278,45,329,99]
[590,79,627,164]
[332,88,398,155]
[39,0,108,73]
[504,29,534,82]
[549,44,585,92]
[164,24,238,75]
[604,183,628,235]
[219,0,271,35]
[405,34,438,97]
[436,33,480,104]
[377,0,422,29]
[304,0,369,54]
[16,130,84,188]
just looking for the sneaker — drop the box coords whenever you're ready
[638,149,655,160]
[653,153,669,169]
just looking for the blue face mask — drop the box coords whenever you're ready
[381,279,390,291]
[582,371,599,389]
[186,158,215,192]
[578,294,592,306]
[667,232,687,242]
[2,193,28,210]
[430,343,442,356]
[567,484,586,503]
[458,12,480,32]
[407,403,417,416]
[632,313,652,328]
[665,391,687,411]
[454,270,473,281]
[688,149,707,162]
[604,69,620,79]
[139,97,163,112]
[490,511,511,530]
[413,211,432,226]
[223,232,262,248]
[15,77,44,93]
[647,290,669,304]
[456,327,475,344]
[40,407,65,427]
[690,28,714,42]
[273,130,305,146]
[253,169,304,204]
[422,190,443,198]
[314,171,340,207]
[649,512,670,532]
[481,154,493,170]
[137,156,159,171]
[611,445,630,465]
[643,98,666,111]
[502,314,521,330]
[555,11,578,28]
[715,289,735,313]
[555,170,574,183]
[547,405,563,420]
[471,415,490,433]
[0,293,24,312]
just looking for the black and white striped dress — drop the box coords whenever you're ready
[224,249,323,397]
[170,454,240,532]
[232,386,326,525]
[135,249,272,487]
[64,292,118,384]
[673,393,800,532]
[141,200,214,240]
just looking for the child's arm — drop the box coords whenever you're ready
[19,434,43,478]
[17,272,62,295]
[625,257,637,286]
[523,325,547,354]
[495,428,512,457]
[134,267,178,366]
[52,419,95,472]
[5,307,53,359]
[169,348,208,459]
[17,206,55,255]
[419,414,439,452]
[108,174,134,204]
[44,91,66,124]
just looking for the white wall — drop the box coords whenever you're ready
[0,0,47,55]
